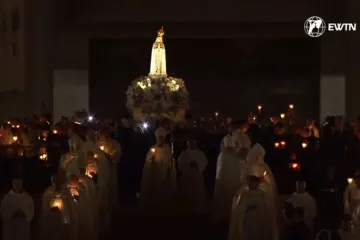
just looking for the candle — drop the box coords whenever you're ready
[151,148,156,154]
[302,142,308,148]
[274,142,280,148]
[215,112,219,117]
[94,154,98,159]
[280,141,286,147]
[289,104,294,109]
[263,171,267,176]
[280,113,286,119]
[348,178,354,184]
[257,105,262,111]
[16,125,20,128]
[53,129,58,134]
[39,153,47,161]
[100,146,105,151]
[51,197,63,210]
[12,136,18,142]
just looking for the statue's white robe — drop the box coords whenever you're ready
[178,148,208,215]
[139,144,176,216]
[287,192,317,229]
[41,185,77,240]
[97,138,121,211]
[1,190,34,240]
[231,189,277,240]
[214,136,247,220]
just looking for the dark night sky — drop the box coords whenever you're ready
[90,38,320,119]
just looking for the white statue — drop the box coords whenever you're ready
[149,27,167,77]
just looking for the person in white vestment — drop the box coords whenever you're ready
[87,150,111,236]
[246,143,277,200]
[40,176,75,240]
[229,165,277,240]
[178,138,208,215]
[79,167,98,239]
[68,174,97,240]
[335,214,359,240]
[286,180,317,230]
[344,173,360,223]
[97,127,121,211]
[139,126,176,216]
[214,132,247,221]
[1,178,34,240]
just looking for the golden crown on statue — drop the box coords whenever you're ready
[157,27,165,37]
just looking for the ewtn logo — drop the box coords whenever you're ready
[304,16,357,37]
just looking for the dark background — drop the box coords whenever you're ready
[89,38,320,120]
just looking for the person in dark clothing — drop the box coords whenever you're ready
[281,207,311,240]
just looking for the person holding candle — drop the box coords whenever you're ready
[96,127,121,211]
[344,171,360,223]
[139,126,175,217]
[246,143,277,202]
[40,175,74,240]
[177,137,208,216]
[1,177,34,240]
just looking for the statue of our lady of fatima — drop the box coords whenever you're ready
[149,27,167,78]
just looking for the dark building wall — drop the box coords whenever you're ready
[89,32,320,120]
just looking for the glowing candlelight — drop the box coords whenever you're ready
[302,142,308,148]
[100,146,105,151]
[16,125,20,128]
[12,136,18,142]
[348,178,354,184]
[263,171,267,176]
[257,105,262,111]
[151,148,156,154]
[280,141,286,147]
[215,112,219,117]
[7,121,10,124]
[94,154,98,159]
[53,129,58,134]
[50,197,63,210]
[39,153,48,161]
[289,104,294,109]
[280,113,286,119]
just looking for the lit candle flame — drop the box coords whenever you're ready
[263,171,267,176]
[274,142,280,148]
[53,129,58,134]
[7,121,10,124]
[289,104,294,109]
[100,146,105,151]
[348,178,354,184]
[302,142,308,148]
[215,112,219,117]
[257,105,262,111]
[280,113,286,119]
[12,136,18,142]
[151,148,156,153]
[16,125,20,128]
[94,154,98,159]
[280,141,286,146]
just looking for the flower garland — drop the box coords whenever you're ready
[126,76,189,122]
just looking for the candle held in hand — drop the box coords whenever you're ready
[100,146,105,151]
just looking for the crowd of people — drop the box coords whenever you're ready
[0,110,359,239]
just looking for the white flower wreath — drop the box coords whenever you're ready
[126,75,189,122]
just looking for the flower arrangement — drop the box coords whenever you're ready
[126,76,189,122]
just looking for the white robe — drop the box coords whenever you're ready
[1,190,34,240]
[139,144,176,216]
[246,144,277,200]
[77,181,97,240]
[232,189,277,240]
[79,175,98,238]
[214,146,247,220]
[96,138,121,211]
[287,192,317,229]
[344,183,360,223]
[41,185,77,240]
[178,148,208,215]
[59,153,80,178]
